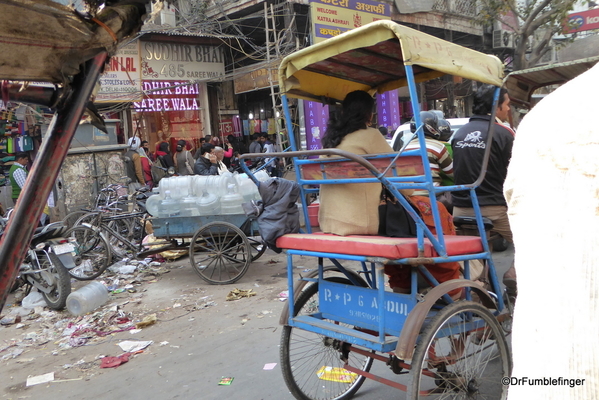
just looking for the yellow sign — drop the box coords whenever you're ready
[234,65,279,94]
[310,0,390,43]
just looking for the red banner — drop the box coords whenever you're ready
[565,8,599,33]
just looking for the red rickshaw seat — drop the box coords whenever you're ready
[276,233,484,260]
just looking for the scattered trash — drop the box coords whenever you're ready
[100,353,131,368]
[316,366,358,383]
[129,329,142,335]
[135,314,157,329]
[66,281,110,316]
[254,283,260,287]
[111,289,126,294]
[21,291,46,309]
[118,340,153,353]
[218,377,234,386]
[278,290,289,299]
[9,306,33,317]
[118,264,137,275]
[226,288,256,301]
[26,372,55,386]
[0,315,21,325]
[172,303,181,308]
[159,341,169,346]
[240,318,248,325]
[263,363,277,370]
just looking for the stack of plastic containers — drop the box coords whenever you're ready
[145,171,268,218]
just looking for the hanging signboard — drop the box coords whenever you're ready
[140,41,225,81]
[304,100,329,151]
[309,0,390,44]
[133,80,203,112]
[96,42,142,103]
[377,89,401,133]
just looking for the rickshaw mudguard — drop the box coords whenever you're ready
[278,266,368,326]
[395,279,496,362]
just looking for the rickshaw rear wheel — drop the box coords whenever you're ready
[280,277,374,400]
[189,222,251,284]
[248,236,266,261]
[408,301,511,399]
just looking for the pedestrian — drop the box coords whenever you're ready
[136,142,153,189]
[504,61,599,400]
[155,141,174,169]
[212,146,229,175]
[193,143,219,175]
[173,139,195,175]
[9,152,29,203]
[194,137,208,159]
[141,140,153,161]
[123,137,145,190]
[451,84,516,301]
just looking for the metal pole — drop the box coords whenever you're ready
[0,52,108,311]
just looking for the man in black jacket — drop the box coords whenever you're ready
[451,84,517,301]
[193,143,219,175]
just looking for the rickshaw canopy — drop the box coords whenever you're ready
[0,0,148,84]
[278,20,504,103]
[504,55,599,109]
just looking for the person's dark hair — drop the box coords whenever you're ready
[158,142,170,153]
[15,152,29,161]
[252,133,259,140]
[200,143,215,155]
[259,132,269,139]
[472,84,508,116]
[378,126,388,136]
[322,90,375,149]
[199,137,206,144]
[176,139,186,152]
[141,140,149,147]
[227,134,235,143]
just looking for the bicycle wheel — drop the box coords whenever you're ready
[62,210,90,229]
[248,236,266,261]
[31,252,71,310]
[65,225,112,280]
[189,222,251,284]
[280,277,374,400]
[408,301,512,399]
[76,213,134,260]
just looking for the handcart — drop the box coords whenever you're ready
[145,214,265,284]
[241,20,512,399]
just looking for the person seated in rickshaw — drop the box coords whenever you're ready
[317,90,461,297]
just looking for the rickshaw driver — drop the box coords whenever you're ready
[451,84,517,302]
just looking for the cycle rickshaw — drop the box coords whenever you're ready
[241,20,512,399]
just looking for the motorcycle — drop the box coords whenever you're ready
[7,222,75,310]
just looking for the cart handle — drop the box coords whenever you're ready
[239,149,381,185]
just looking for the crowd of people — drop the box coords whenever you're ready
[123,132,280,189]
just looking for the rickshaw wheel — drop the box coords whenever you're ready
[189,222,251,284]
[408,301,511,399]
[248,237,266,261]
[280,277,374,400]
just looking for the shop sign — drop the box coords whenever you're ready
[304,100,329,151]
[220,118,234,137]
[309,0,390,43]
[565,8,599,33]
[234,66,279,94]
[133,80,201,112]
[97,42,142,103]
[141,42,225,81]
[377,89,401,132]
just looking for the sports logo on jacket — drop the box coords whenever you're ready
[455,130,486,149]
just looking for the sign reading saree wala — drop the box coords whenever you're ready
[304,101,329,150]
[133,81,202,112]
[376,90,401,132]
[309,0,390,43]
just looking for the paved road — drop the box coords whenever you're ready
[0,245,514,399]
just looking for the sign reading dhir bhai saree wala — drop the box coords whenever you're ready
[310,0,390,43]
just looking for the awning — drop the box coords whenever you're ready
[0,0,147,84]
[504,56,599,108]
[278,20,504,103]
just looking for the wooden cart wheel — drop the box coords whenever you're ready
[189,221,252,284]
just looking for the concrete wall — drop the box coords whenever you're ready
[56,150,126,217]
